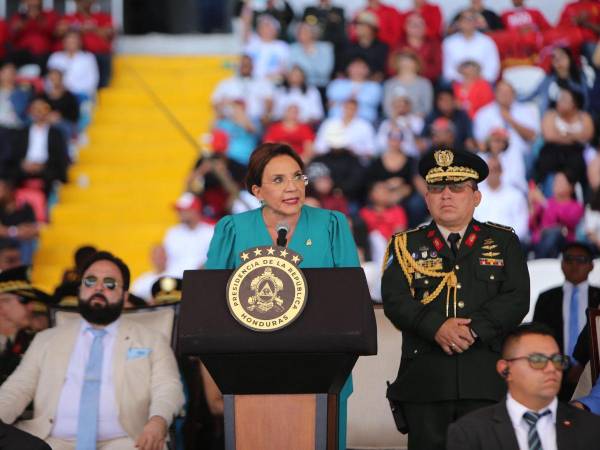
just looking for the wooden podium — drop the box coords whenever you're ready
[178,268,377,450]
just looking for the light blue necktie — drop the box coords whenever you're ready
[76,328,107,450]
[568,286,580,358]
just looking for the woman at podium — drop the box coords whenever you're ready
[206,142,360,450]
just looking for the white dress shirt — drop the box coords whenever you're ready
[475,182,529,242]
[25,124,50,164]
[163,221,215,277]
[506,393,557,450]
[51,319,127,441]
[211,75,274,121]
[314,116,376,158]
[562,281,589,355]
[442,31,500,83]
[47,50,99,97]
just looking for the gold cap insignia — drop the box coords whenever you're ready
[434,150,454,167]
[160,277,177,293]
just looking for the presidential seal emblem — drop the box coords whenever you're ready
[226,246,308,332]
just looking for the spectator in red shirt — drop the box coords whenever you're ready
[7,0,58,69]
[404,0,443,41]
[349,0,403,48]
[0,19,8,62]
[452,60,495,119]
[57,0,115,88]
[558,0,600,43]
[359,178,408,265]
[263,103,315,161]
[501,0,551,33]
[391,12,441,82]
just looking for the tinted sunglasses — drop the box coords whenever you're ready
[505,353,569,371]
[81,275,120,291]
[427,182,475,194]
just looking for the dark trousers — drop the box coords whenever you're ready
[0,422,50,450]
[404,399,496,450]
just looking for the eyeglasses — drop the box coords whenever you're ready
[81,275,120,291]
[505,353,569,371]
[563,255,592,264]
[427,182,475,194]
[266,173,309,188]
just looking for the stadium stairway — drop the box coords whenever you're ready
[32,55,233,292]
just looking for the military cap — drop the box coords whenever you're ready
[151,277,182,305]
[418,148,488,184]
[0,265,53,312]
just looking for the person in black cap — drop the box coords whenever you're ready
[533,241,600,401]
[0,265,52,384]
[151,276,182,305]
[381,148,530,450]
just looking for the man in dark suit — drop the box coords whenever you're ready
[447,322,600,450]
[382,149,530,450]
[0,421,50,450]
[533,242,600,400]
[3,97,69,197]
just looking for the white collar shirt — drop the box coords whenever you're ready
[25,124,50,164]
[51,319,127,441]
[506,393,558,450]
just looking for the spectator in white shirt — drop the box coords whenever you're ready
[376,89,424,158]
[130,244,171,302]
[474,80,540,159]
[481,127,527,193]
[272,65,324,124]
[314,98,376,160]
[475,155,529,243]
[47,30,99,100]
[442,9,500,84]
[163,193,214,278]
[243,14,290,82]
[211,54,274,124]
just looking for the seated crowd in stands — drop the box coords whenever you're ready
[0,0,114,263]
[200,0,600,292]
[3,1,600,449]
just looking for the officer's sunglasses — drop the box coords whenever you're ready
[562,254,592,264]
[505,353,569,371]
[81,275,120,291]
[427,182,476,194]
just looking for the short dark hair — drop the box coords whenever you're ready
[79,251,131,290]
[561,241,594,259]
[74,245,97,270]
[501,322,557,358]
[244,143,305,194]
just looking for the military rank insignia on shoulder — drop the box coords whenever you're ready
[485,221,515,233]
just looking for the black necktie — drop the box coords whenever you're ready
[448,233,461,257]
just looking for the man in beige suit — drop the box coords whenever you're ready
[0,251,185,450]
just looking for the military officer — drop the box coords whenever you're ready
[382,148,530,450]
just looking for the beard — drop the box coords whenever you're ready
[78,293,124,325]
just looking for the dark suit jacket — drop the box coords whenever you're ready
[447,401,600,450]
[533,285,600,353]
[0,422,50,450]
[3,125,69,192]
[382,220,530,403]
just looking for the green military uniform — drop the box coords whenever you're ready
[381,149,530,450]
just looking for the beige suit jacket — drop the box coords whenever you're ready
[0,317,185,441]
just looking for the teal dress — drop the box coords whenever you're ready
[205,205,359,450]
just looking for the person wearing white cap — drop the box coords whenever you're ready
[162,193,214,277]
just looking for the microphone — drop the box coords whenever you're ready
[276,222,289,247]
